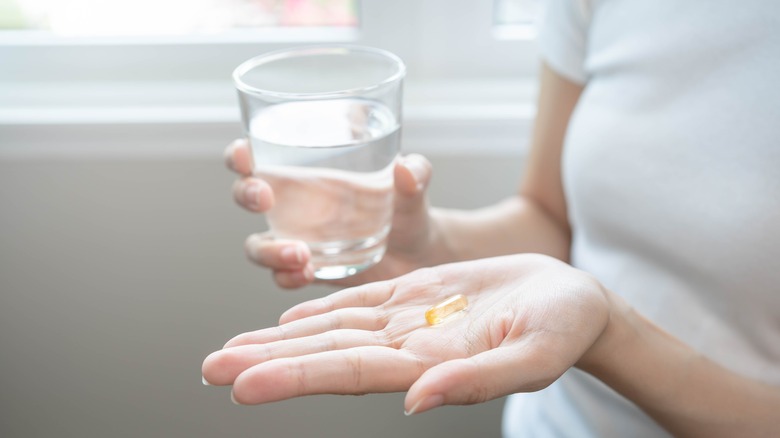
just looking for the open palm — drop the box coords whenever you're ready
[202,254,610,414]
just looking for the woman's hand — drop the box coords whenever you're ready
[225,138,454,289]
[202,253,611,414]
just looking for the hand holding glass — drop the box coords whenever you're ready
[234,46,405,280]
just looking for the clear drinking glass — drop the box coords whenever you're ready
[233,45,405,280]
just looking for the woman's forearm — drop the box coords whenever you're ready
[578,290,780,437]
[422,64,581,267]
[430,195,571,264]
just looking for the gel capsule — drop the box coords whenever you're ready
[425,294,469,325]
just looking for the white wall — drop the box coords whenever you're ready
[0,139,527,438]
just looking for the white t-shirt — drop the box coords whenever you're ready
[503,0,780,436]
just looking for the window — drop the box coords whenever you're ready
[0,0,541,157]
[0,0,540,78]
[0,0,358,34]
[0,0,358,43]
[494,0,542,40]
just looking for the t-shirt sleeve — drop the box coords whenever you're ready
[537,0,590,84]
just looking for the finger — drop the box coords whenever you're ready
[244,234,310,270]
[224,138,253,176]
[203,329,388,386]
[272,267,315,289]
[224,307,386,348]
[394,154,432,199]
[279,280,396,324]
[232,177,275,212]
[404,346,567,415]
[232,347,423,404]
[391,156,433,244]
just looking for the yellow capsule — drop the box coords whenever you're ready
[425,294,468,326]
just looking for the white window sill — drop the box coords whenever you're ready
[0,79,537,159]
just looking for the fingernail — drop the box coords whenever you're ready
[303,264,315,283]
[281,245,304,265]
[231,392,242,405]
[404,156,426,192]
[404,394,443,416]
[202,376,211,386]
[244,184,261,210]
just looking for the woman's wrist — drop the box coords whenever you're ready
[575,287,637,377]
[426,207,464,265]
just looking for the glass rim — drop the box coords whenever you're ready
[233,44,406,99]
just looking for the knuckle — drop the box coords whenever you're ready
[274,272,298,289]
[319,296,335,313]
[328,311,343,331]
[322,332,338,352]
[466,384,491,405]
[288,360,308,397]
[346,350,363,390]
[274,325,288,342]
[374,329,393,348]
[373,308,390,330]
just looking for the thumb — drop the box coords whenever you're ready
[392,154,432,227]
[394,154,432,208]
[403,347,563,415]
[390,154,433,251]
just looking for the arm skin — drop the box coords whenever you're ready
[430,62,581,264]
[581,292,780,437]
[214,62,780,435]
[520,63,780,437]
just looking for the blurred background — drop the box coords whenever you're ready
[0,0,541,436]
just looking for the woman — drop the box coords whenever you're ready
[203,0,780,435]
